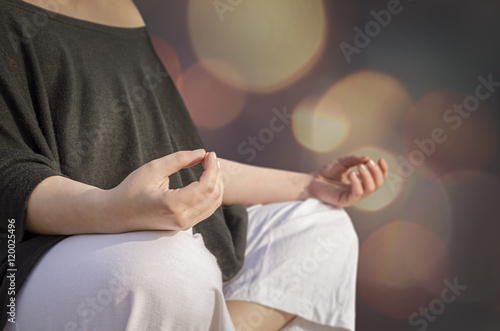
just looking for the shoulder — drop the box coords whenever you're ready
[0,0,34,28]
[0,0,60,57]
[0,3,36,109]
[0,1,31,57]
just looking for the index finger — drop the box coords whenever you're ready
[378,158,389,179]
[179,151,220,201]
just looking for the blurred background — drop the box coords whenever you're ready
[136,0,500,330]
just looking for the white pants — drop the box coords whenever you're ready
[6,199,357,331]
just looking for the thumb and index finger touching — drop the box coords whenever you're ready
[336,155,388,180]
[157,149,207,175]
[155,149,221,197]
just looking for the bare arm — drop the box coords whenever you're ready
[219,158,312,207]
[26,176,110,235]
[219,156,388,208]
[26,150,223,235]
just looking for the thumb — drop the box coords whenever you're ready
[156,149,206,176]
[320,155,368,177]
[337,155,370,169]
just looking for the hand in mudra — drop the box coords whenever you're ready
[106,149,222,233]
[307,155,388,208]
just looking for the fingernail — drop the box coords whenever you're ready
[369,159,376,166]
[193,149,205,158]
[360,164,367,171]
[213,152,217,161]
[217,161,221,169]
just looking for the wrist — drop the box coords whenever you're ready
[92,187,123,233]
[296,172,315,201]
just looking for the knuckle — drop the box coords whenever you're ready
[173,210,193,230]
[174,216,189,230]
[210,185,222,203]
[204,180,217,193]
[211,196,220,207]
[179,220,192,231]
[165,198,184,216]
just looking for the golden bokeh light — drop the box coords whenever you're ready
[358,221,451,319]
[350,146,403,212]
[292,97,350,153]
[318,70,411,149]
[187,0,327,93]
[179,61,246,129]
[402,89,498,185]
[149,35,182,85]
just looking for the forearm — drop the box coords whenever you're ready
[25,150,222,236]
[26,157,312,235]
[219,158,313,207]
[26,175,111,235]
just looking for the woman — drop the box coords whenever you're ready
[0,0,388,330]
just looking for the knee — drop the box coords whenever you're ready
[325,204,359,249]
[71,231,222,323]
[109,232,224,328]
[297,200,359,278]
[16,231,224,330]
[296,198,359,249]
[106,231,223,301]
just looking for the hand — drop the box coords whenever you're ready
[306,155,388,208]
[104,149,223,233]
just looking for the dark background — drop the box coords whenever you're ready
[136,1,500,330]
